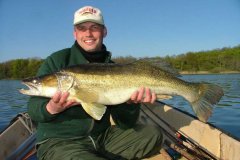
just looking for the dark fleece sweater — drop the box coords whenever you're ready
[27,42,140,142]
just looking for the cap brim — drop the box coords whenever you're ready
[74,19,104,25]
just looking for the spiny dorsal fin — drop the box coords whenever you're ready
[133,58,180,77]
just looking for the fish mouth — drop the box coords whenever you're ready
[19,82,40,96]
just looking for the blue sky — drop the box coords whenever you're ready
[0,0,240,62]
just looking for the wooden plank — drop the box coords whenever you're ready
[141,102,240,160]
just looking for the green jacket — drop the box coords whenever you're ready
[27,42,140,142]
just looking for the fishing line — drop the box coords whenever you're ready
[140,101,215,159]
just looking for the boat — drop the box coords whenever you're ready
[0,113,37,160]
[140,102,240,160]
[1,101,240,160]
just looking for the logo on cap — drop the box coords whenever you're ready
[79,7,97,15]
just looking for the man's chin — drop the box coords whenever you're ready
[83,46,101,52]
[85,49,97,52]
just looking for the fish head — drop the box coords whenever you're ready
[19,74,59,97]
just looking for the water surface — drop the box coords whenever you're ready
[0,74,240,139]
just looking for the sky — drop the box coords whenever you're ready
[0,0,240,62]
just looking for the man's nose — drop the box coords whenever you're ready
[85,28,93,35]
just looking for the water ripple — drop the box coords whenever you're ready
[0,74,240,139]
[170,74,240,139]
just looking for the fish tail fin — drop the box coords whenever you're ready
[191,83,224,122]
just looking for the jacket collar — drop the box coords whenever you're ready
[69,41,111,65]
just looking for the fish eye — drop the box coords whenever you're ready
[32,79,38,84]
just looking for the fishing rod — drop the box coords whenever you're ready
[140,105,200,160]
[140,101,216,160]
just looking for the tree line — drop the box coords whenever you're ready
[0,45,239,79]
[0,58,42,79]
[114,45,240,73]
[165,45,240,73]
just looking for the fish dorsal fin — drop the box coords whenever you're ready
[81,102,106,120]
[134,58,180,77]
[55,72,74,92]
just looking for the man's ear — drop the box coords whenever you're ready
[103,27,107,37]
[73,27,78,39]
[73,30,77,39]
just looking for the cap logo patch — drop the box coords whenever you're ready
[79,7,97,15]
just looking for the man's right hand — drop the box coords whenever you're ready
[46,91,79,114]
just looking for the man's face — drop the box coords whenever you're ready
[74,22,107,52]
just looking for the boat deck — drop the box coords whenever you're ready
[1,102,240,159]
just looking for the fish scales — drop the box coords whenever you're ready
[20,61,224,122]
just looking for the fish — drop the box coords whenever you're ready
[19,61,224,122]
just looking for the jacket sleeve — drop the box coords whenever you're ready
[27,56,59,122]
[110,103,140,129]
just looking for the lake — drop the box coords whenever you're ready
[0,74,240,139]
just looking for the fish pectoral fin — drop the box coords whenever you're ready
[156,94,173,100]
[81,102,106,120]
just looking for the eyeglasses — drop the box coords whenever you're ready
[75,25,103,32]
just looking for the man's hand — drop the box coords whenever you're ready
[46,91,79,114]
[129,87,157,104]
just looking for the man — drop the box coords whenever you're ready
[28,6,162,160]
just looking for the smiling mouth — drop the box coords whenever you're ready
[84,39,96,44]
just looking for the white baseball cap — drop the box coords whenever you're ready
[73,6,104,25]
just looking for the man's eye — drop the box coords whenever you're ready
[89,25,100,31]
[77,26,86,31]
[76,25,102,32]
[92,26,99,29]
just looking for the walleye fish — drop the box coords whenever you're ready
[20,61,224,122]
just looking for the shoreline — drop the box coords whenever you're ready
[180,71,240,75]
[0,71,240,80]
